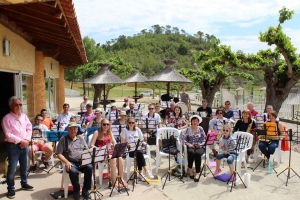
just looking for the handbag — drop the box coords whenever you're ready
[162,135,178,155]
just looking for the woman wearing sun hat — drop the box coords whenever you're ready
[182,115,206,182]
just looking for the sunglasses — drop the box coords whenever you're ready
[128,122,135,124]
[148,108,154,110]
[102,123,110,126]
[223,129,230,132]
[217,112,223,114]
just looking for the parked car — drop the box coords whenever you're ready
[140,90,153,96]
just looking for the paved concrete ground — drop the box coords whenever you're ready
[1,96,300,200]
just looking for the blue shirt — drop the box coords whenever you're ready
[224,110,233,119]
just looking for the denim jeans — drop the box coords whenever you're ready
[216,153,237,165]
[6,142,29,191]
[258,140,279,159]
[67,162,92,193]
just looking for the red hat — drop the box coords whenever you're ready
[124,98,128,102]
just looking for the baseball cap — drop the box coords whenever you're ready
[68,122,78,128]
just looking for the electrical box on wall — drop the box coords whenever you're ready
[4,39,10,56]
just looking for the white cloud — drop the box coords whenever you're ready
[73,0,300,52]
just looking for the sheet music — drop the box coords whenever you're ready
[81,146,106,165]
[111,124,126,136]
[139,118,157,130]
[255,114,265,129]
[232,109,241,119]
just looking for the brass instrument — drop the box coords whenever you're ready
[246,120,256,151]
[258,135,286,143]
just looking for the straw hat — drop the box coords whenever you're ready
[189,115,202,124]
[94,108,102,113]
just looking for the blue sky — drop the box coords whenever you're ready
[73,0,300,54]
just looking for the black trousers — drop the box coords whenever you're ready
[129,151,146,171]
[187,147,205,173]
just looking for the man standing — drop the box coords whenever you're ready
[197,99,213,118]
[2,96,34,199]
[180,87,190,106]
[247,102,258,117]
[223,100,233,119]
[57,122,92,200]
[57,103,74,127]
[80,96,89,113]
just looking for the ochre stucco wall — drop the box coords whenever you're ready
[56,65,65,114]
[44,57,59,78]
[0,24,35,73]
[34,51,47,115]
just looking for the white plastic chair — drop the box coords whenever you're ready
[253,139,282,167]
[155,127,179,173]
[124,143,152,180]
[28,150,55,167]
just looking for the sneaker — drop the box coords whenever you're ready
[29,163,37,172]
[73,191,80,200]
[213,169,222,176]
[146,170,154,179]
[21,184,34,191]
[82,189,91,199]
[229,175,235,182]
[44,161,50,169]
[7,190,15,199]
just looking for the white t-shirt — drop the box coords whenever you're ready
[120,127,144,144]
[143,113,161,124]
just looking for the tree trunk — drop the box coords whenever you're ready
[199,76,225,107]
[106,89,110,100]
[152,89,155,99]
[264,68,299,112]
[71,81,73,90]
[93,84,102,109]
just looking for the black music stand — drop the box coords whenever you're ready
[277,129,300,186]
[44,131,68,173]
[199,132,218,179]
[127,140,149,191]
[252,124,277,173]
[161,132,184,189]
[227,135,248,192]
[81,146,105,199]
[28,129,46,175]
[109,142,129,197]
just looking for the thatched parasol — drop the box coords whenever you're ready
[124,72,148,103]
[146,60,192,94]
[85,63,124,110]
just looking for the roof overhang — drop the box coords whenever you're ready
[0,0,87,67]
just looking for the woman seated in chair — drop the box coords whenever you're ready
[182,115,206,182]
[29,114,53,170]
[258,111,284,160]
[120,117,154,179]
[166,106,188,130]
[213,125,237,182]
[90,118,127,187]
[233,109,256,161]
[209,108,229,157]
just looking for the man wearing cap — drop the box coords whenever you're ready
[197,99,212,118]
[82,103,95,127]
[57,103,74,126]
[57,122,92,200]
[80,96,89,113]
[2,96,34,199]
[122,98,130,111]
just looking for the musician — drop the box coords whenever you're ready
[166,106,188,130]
[86,108,102,129]
[182,115,206,182]
[258,111,284,160]
[165,102,176,120]
[40,109,54,130]
[81,103,96,127]
[213,125,237,182]
[122,98,130,111]
[126,101,135,116]
[112,111,127,143]
[263,105,279,121]
[64,116,85,136]
[143,104,162,137]
[30,114,52,170]
[57,103,74,126]
[120,117,154,179]
[107,105,119,124]
[56,122,92,200]
[233,109,256,160]
[197,99,212,118]
[247,102,258,117]
[90,118,126,188]
[154,103,161,115]
[223,101,233,119]
[209,108,229,157]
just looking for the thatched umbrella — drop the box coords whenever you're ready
[146,60,192,94]
[124,72,148,103]
[85,63,124,110]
